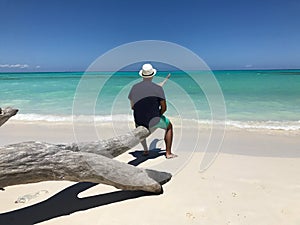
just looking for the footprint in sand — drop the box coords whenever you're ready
[15,190,49,203]
[186,212,196,219]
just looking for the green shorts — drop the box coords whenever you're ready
[153,115,170,129]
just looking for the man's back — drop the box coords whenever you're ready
[128,80,165,128]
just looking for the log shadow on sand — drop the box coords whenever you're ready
[0,182,160,225]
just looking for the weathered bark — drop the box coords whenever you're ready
[0,107,18,127]
[0,126,172,193]
[67,126,151,158]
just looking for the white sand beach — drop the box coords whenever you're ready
[0,121,300,225]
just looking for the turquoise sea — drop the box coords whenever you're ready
[0,70,300,131]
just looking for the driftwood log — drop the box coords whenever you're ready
[0,107,171,193]
[0,107,18,127]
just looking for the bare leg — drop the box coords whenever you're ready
[165,122,177,159]
[141,139,149,155]
[136,124,149,155]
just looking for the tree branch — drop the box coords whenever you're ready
[0,126,171,193]
[0,107,18,127]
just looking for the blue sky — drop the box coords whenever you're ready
[0,0,299,71]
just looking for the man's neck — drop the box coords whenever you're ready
[143,78,153,82]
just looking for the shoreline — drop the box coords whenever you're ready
[4,115,300,139]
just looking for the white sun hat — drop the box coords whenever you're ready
[139,63,157,78]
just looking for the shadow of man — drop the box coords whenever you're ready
[128,139,166,166]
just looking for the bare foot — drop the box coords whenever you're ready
[143,151,149,156]
[166,153,178,159]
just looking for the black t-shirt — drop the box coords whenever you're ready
[128,80,165,128]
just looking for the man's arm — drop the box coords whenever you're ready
[160,100,167,115]
[130,100,134,110]
[159,75,168,115]
[158,73,171,87]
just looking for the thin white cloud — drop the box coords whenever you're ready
[36,65,41,68]
[0,64,29,69]
[245,64,253,68]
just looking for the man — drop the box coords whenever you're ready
[128,63,177,159]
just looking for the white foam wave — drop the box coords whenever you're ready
[12,114,134,123]
[13,114,73,122]
[176,118,300,131]
[225,120,300,131]
[11,114,300,131]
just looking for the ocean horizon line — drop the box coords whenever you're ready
[1,68,300,74]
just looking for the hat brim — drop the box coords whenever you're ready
[139,69,157,78]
